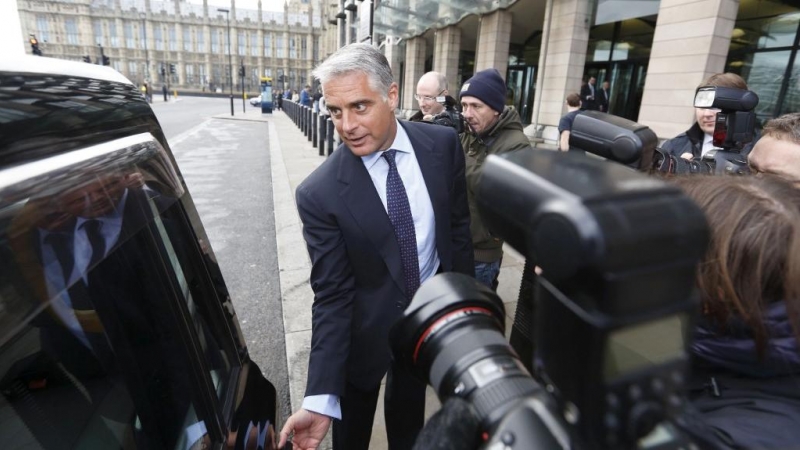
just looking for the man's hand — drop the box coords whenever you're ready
[278,409,332,450]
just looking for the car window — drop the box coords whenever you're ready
[0,134,238,450]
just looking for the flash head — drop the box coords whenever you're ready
[569,111,658,167]
[694,86,759,112]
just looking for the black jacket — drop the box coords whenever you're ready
[679,302,800,449]
[660,122,758,160]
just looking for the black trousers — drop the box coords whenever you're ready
[332,360,426,450]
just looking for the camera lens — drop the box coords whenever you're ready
[390,273,542,430]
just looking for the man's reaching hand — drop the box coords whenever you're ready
[278,409,332,450]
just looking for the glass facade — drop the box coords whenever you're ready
[585,17,655,121]
[725,0,800,124]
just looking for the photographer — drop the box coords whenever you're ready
[672,175,800,449]
[748,112,800,184]
[410,71,462,132]
[460,69,532,290]
[661,73,750,160]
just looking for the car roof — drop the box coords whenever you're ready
[0,55,132,85]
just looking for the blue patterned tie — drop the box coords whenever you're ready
[383,149,420,301]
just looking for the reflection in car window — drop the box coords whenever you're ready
[0,134,239,449]
[0,183,206,449]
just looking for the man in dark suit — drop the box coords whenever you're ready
[580,76,598,111]
[279,43,473,450]
[599,80,610,113]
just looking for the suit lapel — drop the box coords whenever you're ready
[336,145,406,295]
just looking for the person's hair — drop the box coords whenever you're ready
[312,43,394,98]
[672,175,800,357]
[699,72,748,90]
[431,71,448,92]
[566,93,580,107]
[761,112,800,144]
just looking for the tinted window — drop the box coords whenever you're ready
[0,134,238,449]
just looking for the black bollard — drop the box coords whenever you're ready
[307,108,313,142]
[326,118,335,156]
[319,115,326,156]
[312,113,318,148]
[297,105,306,131]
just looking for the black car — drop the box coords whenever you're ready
[0,56,281,449]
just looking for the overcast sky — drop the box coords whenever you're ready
[189,0,288,12]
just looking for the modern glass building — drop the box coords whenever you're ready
[361,0,799,139]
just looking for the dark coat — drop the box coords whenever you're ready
[580,83,598,110]
[661,122,704,159]
[679,302,800,449]
[460,106,531,263]
[296,120,474,396]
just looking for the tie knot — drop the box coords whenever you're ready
[382,149,398,166]
[83,219,102,234]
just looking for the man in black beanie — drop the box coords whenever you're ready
[459,68,532,290]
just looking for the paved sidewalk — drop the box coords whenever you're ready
[218,106,525,449]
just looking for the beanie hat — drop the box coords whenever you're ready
[460,68,506,114]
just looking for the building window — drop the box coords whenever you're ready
[66,19,78,45]
[276,35,284,58]
[725,3,800,122]
[139,22,146,49]
[211,30,219,53]
[186,64,195,84]
[251,33,258,56]
[155,26,163,51]
[264,33,271,57]
[199,64,206,86]
[289,36,296,59]
[184,28,191,51]
[265,68,271,77]
[109,21,118,47]
[36,16,49,42]
[238,31,245,56]
[125,22,134,48]
[301,37,307,59]
[197,28,205,52]
[313,37,319,62]
[128,61,138,76]
[169,26,176,51]
[93,20,104,46]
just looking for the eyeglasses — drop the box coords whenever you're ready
[414,89,445,103]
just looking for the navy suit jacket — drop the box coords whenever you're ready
[296,120,474,397]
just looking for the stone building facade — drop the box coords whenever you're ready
[17,0,339,93]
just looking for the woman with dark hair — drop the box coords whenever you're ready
[673,175,800,449]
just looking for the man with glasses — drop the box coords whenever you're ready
[410,71,460,125]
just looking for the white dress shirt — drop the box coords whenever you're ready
[303,120,439,419]
[701,134,720,158]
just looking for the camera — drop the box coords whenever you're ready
[650,85,759,175]
[390,149,710,449]
[431,108,465,135]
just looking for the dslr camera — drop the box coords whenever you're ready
[651,86,759,175]
[391,143,710,448]
[431,108,465,135]
[427,95,465,134]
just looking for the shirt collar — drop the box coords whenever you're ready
[362,120,413,170]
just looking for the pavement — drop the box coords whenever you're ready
[213,105,526,449]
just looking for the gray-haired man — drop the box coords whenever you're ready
[279,43,473,450]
